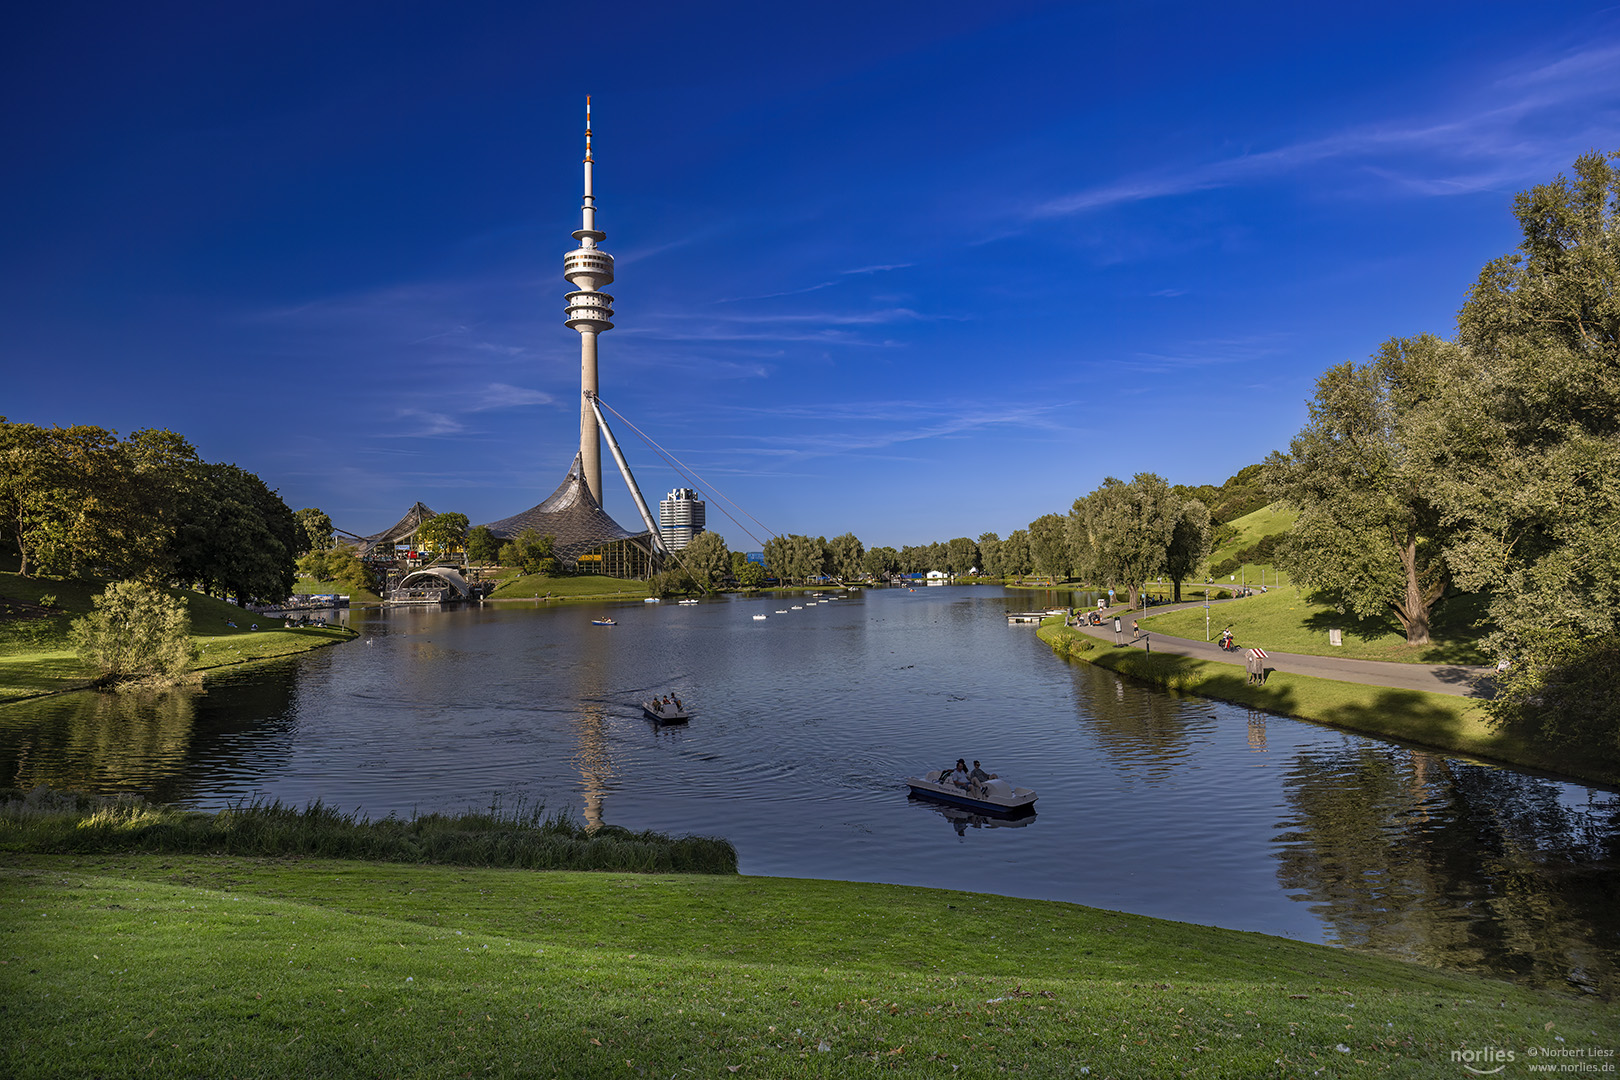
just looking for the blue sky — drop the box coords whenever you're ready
[4,2,1617,550]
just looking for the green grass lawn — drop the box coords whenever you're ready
[3,852,1612,1079]
[1140,586,1490,665]
[0,572,355,702]
[489,571,654,601]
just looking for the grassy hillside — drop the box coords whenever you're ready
[3,850,1612,1078]
[1208,501,1296,571]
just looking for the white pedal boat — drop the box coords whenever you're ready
[642,700,689,724]
[905,770,1037,814]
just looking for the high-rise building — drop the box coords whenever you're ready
[658,488,706,551]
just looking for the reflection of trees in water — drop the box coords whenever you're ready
[1067,662,1212,780]
[0,665,303,804]
[1276,745,1620,994]
[0,688,200,796]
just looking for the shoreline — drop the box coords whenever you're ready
[0,625,356,706]
[1036,618,1618,788]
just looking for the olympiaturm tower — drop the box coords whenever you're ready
[563,96,614,504]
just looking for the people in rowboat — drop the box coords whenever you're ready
[950,759,971,789]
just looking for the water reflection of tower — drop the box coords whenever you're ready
[1246,708,1268,752]
[569,645,616,830]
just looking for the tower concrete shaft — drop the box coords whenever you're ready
[564,96,615,503]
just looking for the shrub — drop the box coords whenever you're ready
[68,580,198,684]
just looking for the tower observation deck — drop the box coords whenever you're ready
[564,96,615,503]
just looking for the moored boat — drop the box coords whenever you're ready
[905,770,1037,814]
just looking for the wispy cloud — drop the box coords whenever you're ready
[1034,40,1620,218]
[717,262,915,303]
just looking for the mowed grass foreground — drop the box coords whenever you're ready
[6,851,1618,1080]
[2,793,1615,1078]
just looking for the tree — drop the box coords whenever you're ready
[976,532,1003,578]
[1429,149,1620,755]
[1064,503,1095,584]
[1266,341,1455,644]
[679,530,730,587]
[828,532,864,580]
[1439,149,1620,648]
[465,525,501,565]
[780,534,827,584]
[170,462,297,605]
[0,421,130,577]
[69,579,197,684]
[863,545,899,580]
[1163,498,1212,602]
[498,529,556,576]
[415,511,469,558]
[946,537,979,576]
[1002,530,1032,577]
[1081,474,1178,608]
[122,428,203,581]
[762,535,790,580]
[293,508,334,556]
[1028,514,1070,583]
[736,560,766,588]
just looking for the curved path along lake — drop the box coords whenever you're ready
[3,586,1616,994]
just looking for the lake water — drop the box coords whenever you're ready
[2,586,1616,994]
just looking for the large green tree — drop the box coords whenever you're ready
[828,532,865,580]
[1027,514,1070,583]
[1425,150,1620,761]
[293,508,335,557]
[862,545,899,580]
[171,463,298,605]
[1438,150,1620,646]
[945,537,980,576]
[415,512,469,558]
[679,530,730,586]
[0,421,130,577]
[1163,498,1212,603]
[976,532,1003,578]
[1079,473,1178,608]
[1266,339,1456,644]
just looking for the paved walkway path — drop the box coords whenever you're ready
[1066,600,1496,699]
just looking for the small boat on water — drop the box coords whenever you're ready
[591,618,617,626]
[905,770,1037,815]
[642,699,689,724]
[643,597,660,603]
[752,613,768,620]
[791,605,803,610]
[678,599,699,605]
